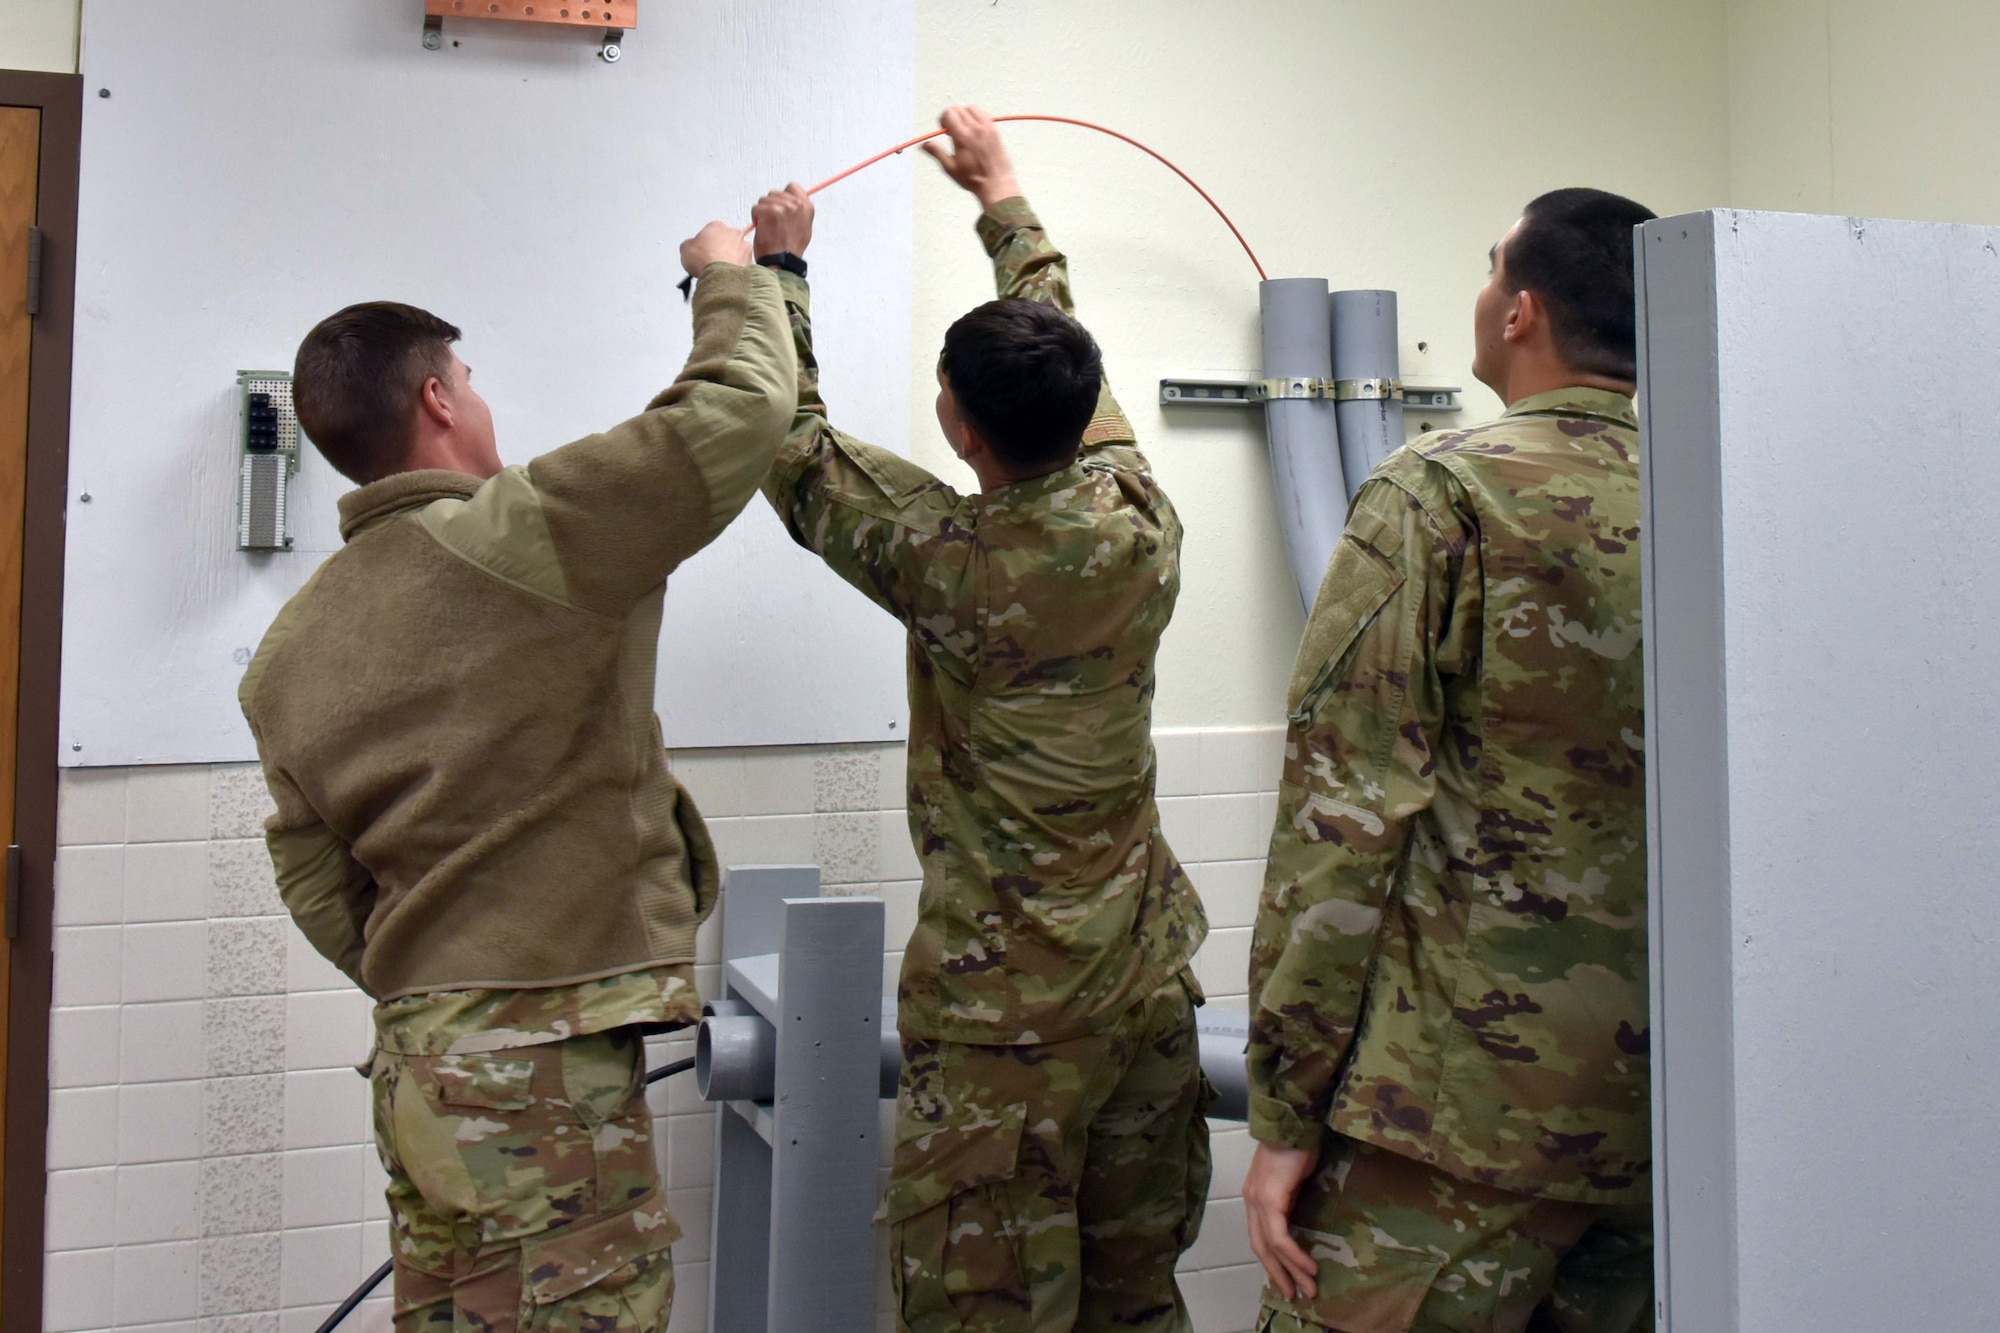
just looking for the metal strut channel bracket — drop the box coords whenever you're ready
[1161,376,1461,409]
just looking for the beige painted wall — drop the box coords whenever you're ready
[0,0,78,73]
[910,0,1731,726]
[1728,0,2000,224]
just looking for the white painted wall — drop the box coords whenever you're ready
[0,0,76,73]
[1728,0,2000,223]
[909,0,1732,727]
[1640,210,2000,1331]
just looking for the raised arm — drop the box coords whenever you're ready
[748,185,978,664]
[510,228,797,616]
[924,106,1139,461]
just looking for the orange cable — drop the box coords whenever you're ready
[750,114,1267,281]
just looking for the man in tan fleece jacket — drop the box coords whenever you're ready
[239,221,795,1330]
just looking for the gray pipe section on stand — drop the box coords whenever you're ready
[1330,290,1406,500]
[1260,278,1348,614]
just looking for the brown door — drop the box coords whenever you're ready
[0,106,40,1282]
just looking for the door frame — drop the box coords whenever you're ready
[0,69,80,1333]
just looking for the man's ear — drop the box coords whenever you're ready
[418,375,455,431]
[953,416,987,466]
[1506,289,1543,346]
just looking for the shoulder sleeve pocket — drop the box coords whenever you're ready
[1286,537,1405,721]
[881,1101,1027,1226]
[522,1188,681,1304]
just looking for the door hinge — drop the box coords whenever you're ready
[25,226,44,318]
[4,844,21,939]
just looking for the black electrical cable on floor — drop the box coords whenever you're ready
[312,1055,699,1333]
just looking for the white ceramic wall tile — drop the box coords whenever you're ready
[875,810,921,882]
[111,1239,204,1329]
[669,749,744,818]
[124,842,210,924]
[210,917,291,997]
[280,1064,370,1144]
[44,1245,116,1333]
[281,1145,367,1230]
[814,744,884,813]
[1154,729,1202,797]
[205,996,287,1079]
[1209,1125,1255,1198]
[208,839,284,919]
[124,921,209,1004]
[44,1167,117,1252]
[279,1222,363,1308]
[814,811,881,885]
[1179,1195,1251,1272]
[114,1160,203,1244]
[1199,727,1271,796]
[1177,1261,1265,1333]
[119,1079,204,1164]
[283,990,370,1073]
[666,1113,717,1190]
[121,1001,206,1084]
[1192,927,1253,1002]
[54,845,125,927]
[51,1005,122,1089]
[124,767,213,844]
[667,1186,712,1263]
[666,1259,708,1333]
[1199,792,1272,863]
[206,1074,286,1157]
[1157,795,1199,859]
[200,1231,282,1316]
[57,769,127,847]
[53,926,123,1008]
[202,1153,285,1236]
[1190,859,1264,930]
[283,928,353,995]
[738,748,816,817]
[209,764,276,840]
[48,1085,119,1170]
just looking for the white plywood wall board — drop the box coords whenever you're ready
[1640,210,2000,1331]
[62,0,916,765]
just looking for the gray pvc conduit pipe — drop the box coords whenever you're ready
[1259,278,1349,614]
[697,999,1252,1120]
[1330,289,1406,500]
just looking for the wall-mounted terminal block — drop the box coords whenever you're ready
[423,0,636,62]
[236,371,300,551]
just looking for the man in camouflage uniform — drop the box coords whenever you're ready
[1241,189,1660,1333]
[240,221,795,1329]
[749,105,1211,1332]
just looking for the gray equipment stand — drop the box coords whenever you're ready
[703,866,885,1333]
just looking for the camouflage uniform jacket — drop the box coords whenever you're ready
[763,197,1207,1045]
[1247,388,1648,1205]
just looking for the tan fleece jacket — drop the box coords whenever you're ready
[239,264,796,1000]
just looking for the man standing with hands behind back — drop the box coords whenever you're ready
[748,108,1212,1333]
[1243,189,1659,1333]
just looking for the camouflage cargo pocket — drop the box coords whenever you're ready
[1271,1223,1444,1333]
[430,1053,536,1111]
[884,1102,1029,1331]
[519,1187,680,1332]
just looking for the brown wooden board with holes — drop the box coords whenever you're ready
[425,0,638,29]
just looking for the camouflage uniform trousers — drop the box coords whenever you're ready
[1258,1136,1652,1333]
[886,976,1214,1333]
[370,1027,681,1332]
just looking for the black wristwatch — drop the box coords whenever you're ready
[757,251,809,279]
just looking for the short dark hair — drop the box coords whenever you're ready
[292,301,462,483]
[1503,188,1658,382]
[938,298,1103,472]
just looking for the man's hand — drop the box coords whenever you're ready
[1244,1140,1322,1302]
[679,222,752,277]
[921,105,1023,210]
[751,184,814,259]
